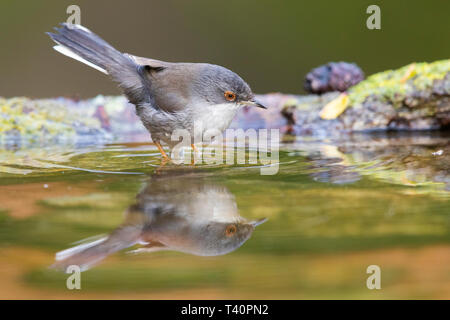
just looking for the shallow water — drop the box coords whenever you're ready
[0,132,449,299]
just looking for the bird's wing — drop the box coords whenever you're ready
[126,57,200,112]
[125,54,172,69]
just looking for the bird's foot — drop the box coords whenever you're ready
[190,144,202,165]
[191,144,199,153]
[154,142,170,161]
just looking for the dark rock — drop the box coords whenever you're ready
[304,62,364,94]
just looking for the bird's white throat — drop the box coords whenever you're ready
[193,102,241,134]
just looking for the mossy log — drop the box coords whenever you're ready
[274,60,450,135]
[0,60,448,145]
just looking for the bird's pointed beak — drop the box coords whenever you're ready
[241,99,267,109]
[249,218,268,227]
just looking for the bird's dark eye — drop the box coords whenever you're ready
[225,224,237,237]
[224,91,236,102]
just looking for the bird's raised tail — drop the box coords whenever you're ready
[47,23,151,105]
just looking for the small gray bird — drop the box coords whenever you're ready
[52,170,266,271]
[47,23,266,159]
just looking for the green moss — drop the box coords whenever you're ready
[0,96,101,137]
[348,59,450,108]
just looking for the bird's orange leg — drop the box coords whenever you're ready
[155,156,170,174]
[191,144,200,165]
[155,142,170,160]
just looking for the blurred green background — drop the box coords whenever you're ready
[0,0,449,98]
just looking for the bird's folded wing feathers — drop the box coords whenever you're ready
[125,54,171,69]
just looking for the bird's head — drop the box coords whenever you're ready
[194,64,266,109]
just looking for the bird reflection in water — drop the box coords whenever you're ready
[53,169,267,271]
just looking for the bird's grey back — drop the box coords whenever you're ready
[132,59,252,112]
[48,24,253,113]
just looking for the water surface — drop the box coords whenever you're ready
[0,132,449,299]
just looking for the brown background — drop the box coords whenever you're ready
[0,0,449,98]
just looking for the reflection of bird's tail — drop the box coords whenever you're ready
[47,23,150,105]
[52,226,141,272]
